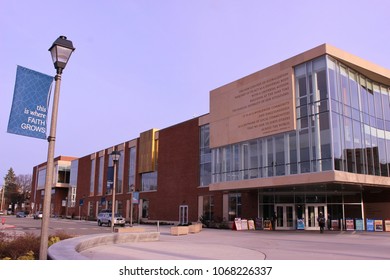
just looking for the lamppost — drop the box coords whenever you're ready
[130,184,134,227]
[111,149,121,232]
[39,36,75,260]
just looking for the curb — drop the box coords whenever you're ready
[48,231,160,260]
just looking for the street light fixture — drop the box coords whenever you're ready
[39,36,75,260]
[111,149,121,233]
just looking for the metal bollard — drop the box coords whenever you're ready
[1,218,5,225]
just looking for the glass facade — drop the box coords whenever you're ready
[329,57,390,176]
[211,55,390,183]
[200,124,212,186]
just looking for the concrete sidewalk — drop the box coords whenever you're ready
[78,225,390,260]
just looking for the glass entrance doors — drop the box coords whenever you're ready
[305,204,326,230]
[275,204,295,230]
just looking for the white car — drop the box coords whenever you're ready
[97,212,125,227]
[33,211,43,219]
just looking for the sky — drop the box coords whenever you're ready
[1,0,389,184]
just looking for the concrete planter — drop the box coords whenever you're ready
[189,223,202,233]
[170,226,189,235]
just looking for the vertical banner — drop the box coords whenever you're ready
[7,65,53,139]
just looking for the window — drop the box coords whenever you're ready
[228,193,241,221]
[97,156,104,195]
[202,195,214,222]
[37,168,46,190]
[141,172,157,191]
[69,160,78,188]
[128,146,136,192]
[200,125,211,186]
[57,164,71,184]
[90,159,95,196]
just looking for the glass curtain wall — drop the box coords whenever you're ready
[200,124,212,186]
[211,55,390,184]
[211,56,331,183]
[328,56,390,176]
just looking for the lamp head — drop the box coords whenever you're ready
[111,150,121,162]
[49,36,75,73]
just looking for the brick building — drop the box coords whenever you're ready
[31,44,390,230]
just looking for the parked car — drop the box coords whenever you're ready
[16,211,27,218]
[33,211,43,219]
[97,212,125,227]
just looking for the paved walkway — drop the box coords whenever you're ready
[79,225,390,260]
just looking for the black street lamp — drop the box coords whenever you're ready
[111,149,121,232]
[39,36,75,260]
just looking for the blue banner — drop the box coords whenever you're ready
[7,66,53,139]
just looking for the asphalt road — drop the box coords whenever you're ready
[0,215,112,236]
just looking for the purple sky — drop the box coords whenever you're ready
[1,0,389,183]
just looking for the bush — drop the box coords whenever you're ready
[0,231,74,260]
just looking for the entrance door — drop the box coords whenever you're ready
[305,204,326,230]
[275,204,295,230]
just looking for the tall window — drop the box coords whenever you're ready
[200,124,211,186]
[228,193,241,221]
[118,150,124,193]
[128,147,136,192]
[90,159,95,196]
[69,160,78,188]
[202,195,214,221]
[37,168,46,190]
[97,156,104,195]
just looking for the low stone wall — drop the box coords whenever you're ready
[48,231,160,260]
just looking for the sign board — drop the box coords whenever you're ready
[209,68,295,148]
[297,219,305,230]
[345,219,355,231]
[248,219,255,230]
[366,219,374,231]
[132,192,139,204]
[254,218,263,230]
[234,218,242,231]
[355,219,364,231]
[263,219,272,230]
[7,66,53,139]
[385,220,390,232]
[374,220,383,231]
[241,219,248,230]
[331,220,340,231]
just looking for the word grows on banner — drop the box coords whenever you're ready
[7,65,53,139]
